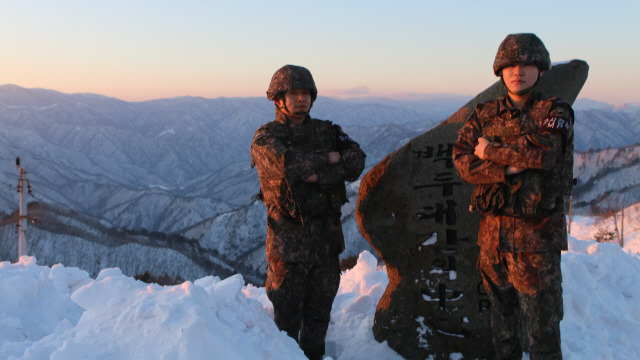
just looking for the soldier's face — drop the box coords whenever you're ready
[278,89,312,116]
[501,64,541,94]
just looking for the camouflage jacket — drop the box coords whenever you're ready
[250,109,366,262]
[453,91,574,253]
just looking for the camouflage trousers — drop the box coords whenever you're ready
[479,251,563,360]
[265,258,341,360]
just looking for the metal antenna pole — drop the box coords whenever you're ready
[621,205,624,248]
[16,157,28,258]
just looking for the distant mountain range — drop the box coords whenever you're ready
[0,84,638,283]
[573,143,640,214]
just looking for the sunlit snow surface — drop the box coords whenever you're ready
[1,211,640,359]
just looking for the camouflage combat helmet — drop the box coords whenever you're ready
[493,33,551,76]
[266,65,318,102]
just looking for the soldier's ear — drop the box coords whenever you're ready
[274,97,284,108]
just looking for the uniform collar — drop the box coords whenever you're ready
[499,90,542,116]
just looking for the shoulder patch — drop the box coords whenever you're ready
[540,116,570,131]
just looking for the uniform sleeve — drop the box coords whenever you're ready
[250,124,330,184]
[453,107,507,185]
[482,103,573,170]
[315,125,366,184]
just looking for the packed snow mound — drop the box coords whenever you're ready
[2,224,640,359]
[0,251,400,360]
[561,241,640,359]
[0,259,304,360]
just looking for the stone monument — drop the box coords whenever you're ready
[356,60,589,359]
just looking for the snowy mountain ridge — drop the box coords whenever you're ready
[573,143,640,214]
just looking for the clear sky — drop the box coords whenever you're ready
[1,0,638,104]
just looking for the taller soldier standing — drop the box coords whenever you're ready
[250,65,366,360]
[453,34,574,360]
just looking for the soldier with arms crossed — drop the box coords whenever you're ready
[250,65,366,360]
[453,34,574,360]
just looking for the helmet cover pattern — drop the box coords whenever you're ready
[493,33,551,76]
[266,65,318,102]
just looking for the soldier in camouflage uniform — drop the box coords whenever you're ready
[453,34,574,360]
[250,65,366,360]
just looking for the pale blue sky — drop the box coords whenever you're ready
[1,1,638,104]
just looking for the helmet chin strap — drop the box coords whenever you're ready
[281,97,292,114]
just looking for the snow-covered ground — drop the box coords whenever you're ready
[1,210,640,360]
[569,203,640,255]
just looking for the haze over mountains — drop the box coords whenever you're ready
[0,84,638,282]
